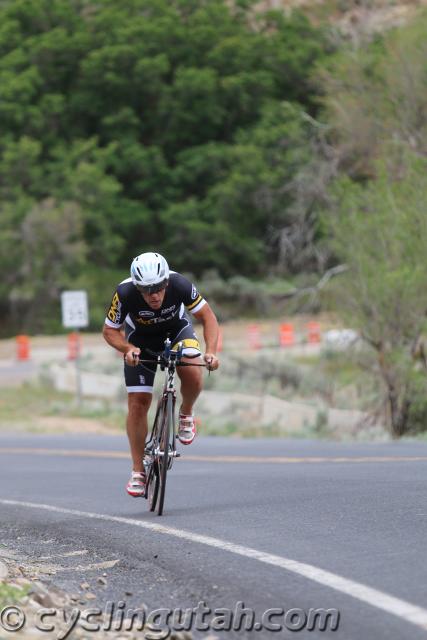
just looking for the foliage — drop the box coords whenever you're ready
[318,12,427,178]
[307,11,427,437]
[162,101,319,275]
[0,583,28,607]
[323,156,427,436]
[0,0,330,334]
[194,269,298,320]
[0,198,87,332]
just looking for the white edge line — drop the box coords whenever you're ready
[1,499,427,631]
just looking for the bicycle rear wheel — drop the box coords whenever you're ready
[157,393,173,516]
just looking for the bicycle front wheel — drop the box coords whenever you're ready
[146,459,159,511]
[157,393,173,516]
[145,401,163,512]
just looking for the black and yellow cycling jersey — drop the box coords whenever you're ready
[105,271,206,394]
[105,271,206,337]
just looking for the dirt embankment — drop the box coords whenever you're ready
[0,547,211,640]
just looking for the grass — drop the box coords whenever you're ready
[15,353,364,431]
[0,343,393,440]
[0,582,29,607]
[200,408,333,440]
[0,381,126,432]
[0,383,72,422]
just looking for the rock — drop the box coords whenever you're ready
[80,582,91,590]
[31,591,56,607]
[0,549,19,560]
[29,582,48,596]
[85,593,97,600]
[0,561,9,579]
[97,577,107,586]
[39,568,56,576]
[15,577,32,586]
[28,598,43,611]
[29,582,64,608]
[49,584,68,603]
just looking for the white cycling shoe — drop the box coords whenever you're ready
[178,413,197,445]
[126,471,146,497]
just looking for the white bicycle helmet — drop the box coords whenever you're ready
[130,252,170,293]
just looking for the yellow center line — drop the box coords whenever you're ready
[0,447,426,464]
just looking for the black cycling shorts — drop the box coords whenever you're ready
[124,319,201,393]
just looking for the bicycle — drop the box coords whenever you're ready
[137,338,207,516]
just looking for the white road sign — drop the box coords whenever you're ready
[61,290,89,328]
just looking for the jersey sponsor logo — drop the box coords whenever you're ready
[107,292,121,323]
[191,285,198,300]
[136,314,175,326]
[161,305,176,315]
[138,310,155,317]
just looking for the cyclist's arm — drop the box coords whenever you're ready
[104,287,140,364]
[102,325,140,365]
[103,325,130,354]
[193,303,218,353]
[193,303,219,369]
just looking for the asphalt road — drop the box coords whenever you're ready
[1,434,427,639]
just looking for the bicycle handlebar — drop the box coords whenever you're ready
[126,338,215,371]
[135,358,207,367]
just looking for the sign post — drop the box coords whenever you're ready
[61,291,89,407]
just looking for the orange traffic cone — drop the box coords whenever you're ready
[16,335,31,361]
[279,323,295,347]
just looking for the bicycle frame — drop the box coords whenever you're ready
[138,338,207,516]
[142,339,178,515]
[145,341,181,457]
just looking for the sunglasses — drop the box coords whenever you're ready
[136,280,168,294]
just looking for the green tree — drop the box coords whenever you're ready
[0,0,329,333]
[324,156,427,436]
[0,198,86,333]
[160,101,317,275]
[318,11,427,179]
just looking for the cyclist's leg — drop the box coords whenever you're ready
[170,322,203,444]
[127,392,152,473]
[124,335,157,473]
[172,321,203,415]
[178,356,203,414]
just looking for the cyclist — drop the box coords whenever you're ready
[103,252,220,497]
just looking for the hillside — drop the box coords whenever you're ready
[260,0,427,38]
